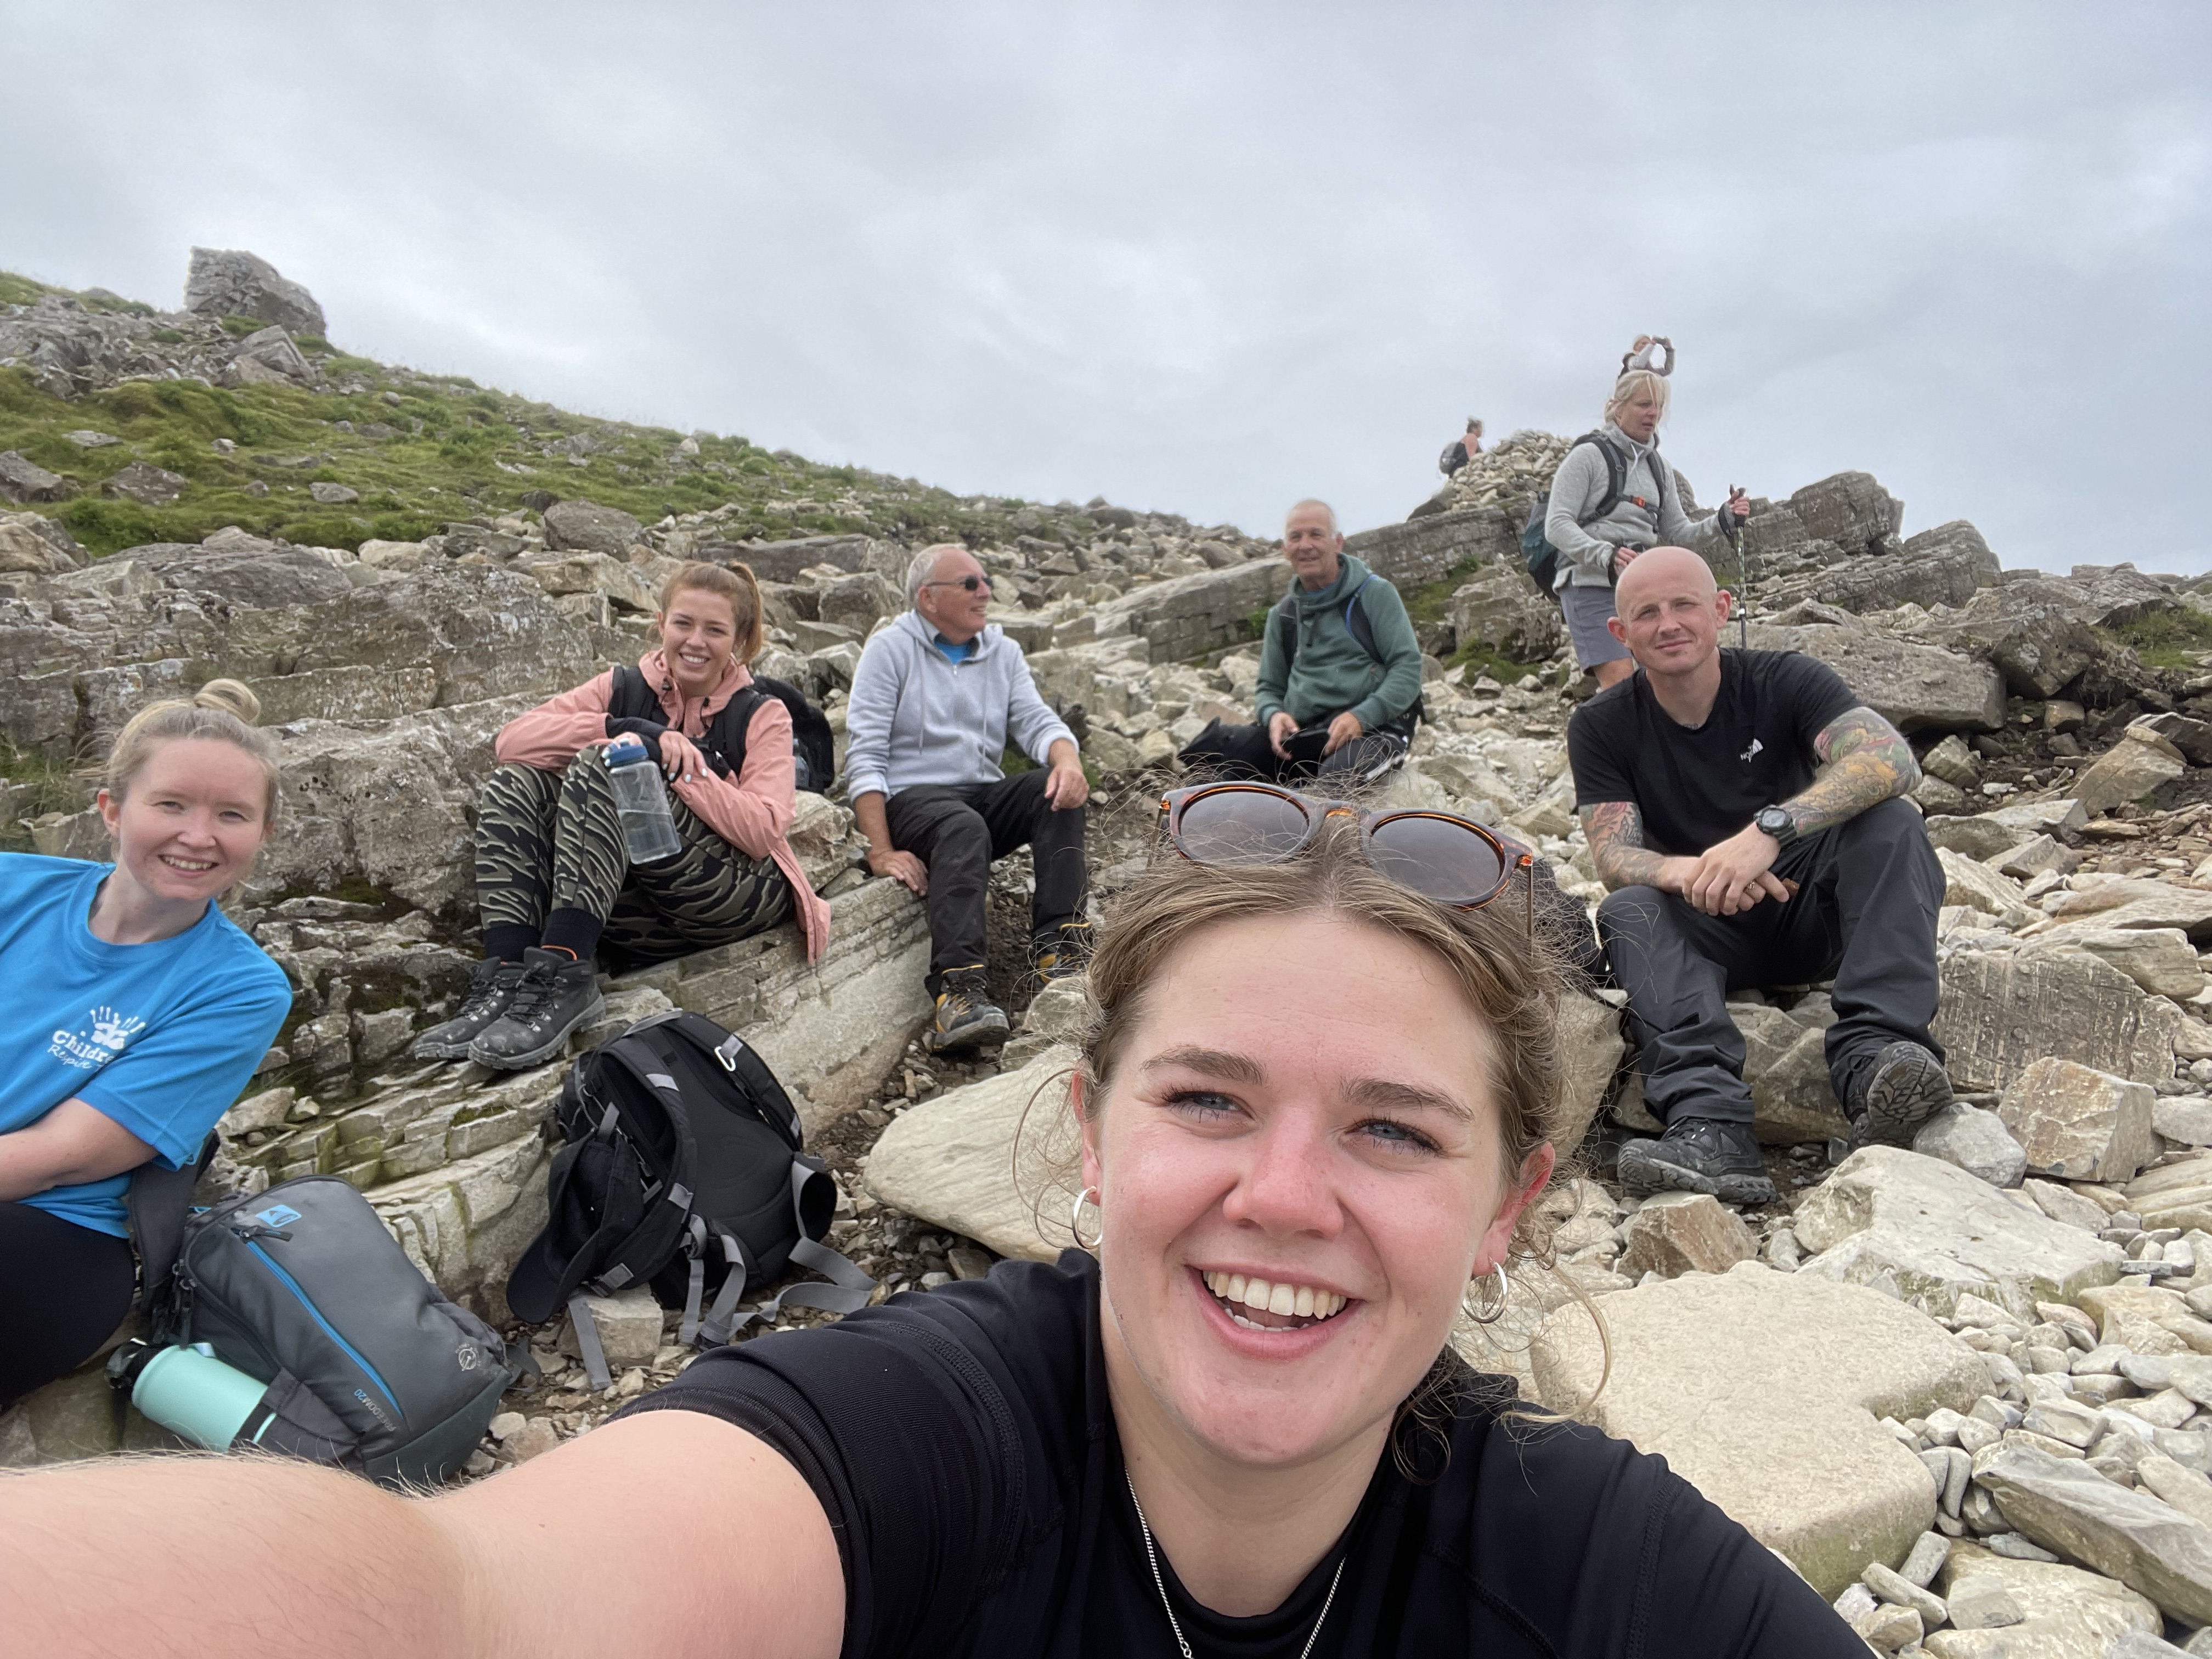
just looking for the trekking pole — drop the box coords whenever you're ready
[1725,486,1749,649]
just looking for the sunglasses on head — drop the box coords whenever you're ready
[924,574,988,592]
[1157,782,1536,935]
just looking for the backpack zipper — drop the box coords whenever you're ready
[244,1239,404,1423]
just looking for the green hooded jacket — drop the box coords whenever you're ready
[1254,554,1424,732]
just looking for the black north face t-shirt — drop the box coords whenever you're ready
[617,1252,1861,1657]
[1567,649,1861,857]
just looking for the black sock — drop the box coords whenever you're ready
[483,924,539,966]
[540,908,604,963]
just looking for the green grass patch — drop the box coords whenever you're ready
[1,267,1124,562]
[1398,556,1488,626]
[1445,640,1545,684]
[2103,610,2212,672]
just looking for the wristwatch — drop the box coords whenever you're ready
[1754,805,1799,847]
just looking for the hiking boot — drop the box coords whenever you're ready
[925,969,1011,1054]
[411,958,527,1060]
[1030,921,1094,983]
[1847,1040,1955,1150]
[467,948,606,1071]
[1616,1116,1776,1206]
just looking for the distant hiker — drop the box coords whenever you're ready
[1179,499,1424,787]
[414,561,829,1071]
[844,543,1090,1054]
[1570,548,1949,1207]
[1541,338,1750,690]
[0,682,291,1407]
[1438,417,1484,477]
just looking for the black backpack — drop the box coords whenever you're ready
[1520,430,1667,600]
[120,1174,518,1487]
[1268,573,1425,732]
[609,663,837,795]
[505,1010,873,1387]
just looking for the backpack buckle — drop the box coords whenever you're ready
[714,1035,745,1073]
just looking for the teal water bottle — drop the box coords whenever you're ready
[132,1343,271,1451]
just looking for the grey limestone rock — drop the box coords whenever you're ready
[1976,1443,2212,1624]
[1914,1104,2028,1188]
[543,498,645,557]
[183,246,327,335]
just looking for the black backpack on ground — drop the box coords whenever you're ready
[1267,573,1425,733]
[1520,430,1667,600]
[608,663,837,795]
[504,1010,873,1388]
[128,1175,517,1487]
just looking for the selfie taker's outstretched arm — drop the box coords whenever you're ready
[0,1410,842,1659]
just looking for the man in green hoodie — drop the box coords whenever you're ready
[1180,499,1425,785]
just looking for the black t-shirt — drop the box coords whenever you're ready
[618,1252,1860,1658]
[1566,650,1861,857]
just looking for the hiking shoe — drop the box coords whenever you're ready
[1030,921,1094,983]
[1847,1040,1955,1150]
[925,969,1011,1054]
[411,958,527,1060]
[1616,1116,1777,1206]
[467,948,606,1071]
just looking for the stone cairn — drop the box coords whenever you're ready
[12,261,2212,1652]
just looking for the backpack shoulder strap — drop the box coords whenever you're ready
[606,663,658,721]
[1341,574,1379,660]
[1570,431,1630,523]
[127,1131,219,1315]
[1271,591,1300,669]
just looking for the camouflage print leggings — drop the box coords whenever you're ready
[473,746,793,970]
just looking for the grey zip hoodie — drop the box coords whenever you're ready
[843,610,1077,802]
[1543,423,1724,589]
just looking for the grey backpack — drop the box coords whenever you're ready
[146,1175,516,1488]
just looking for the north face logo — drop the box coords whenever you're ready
[1740,738,1764,763]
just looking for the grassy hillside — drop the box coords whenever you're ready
[0,269,1064,557]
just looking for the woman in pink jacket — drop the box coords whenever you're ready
[414,561,832,1071]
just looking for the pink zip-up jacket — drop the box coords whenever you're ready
[493,650,832,962]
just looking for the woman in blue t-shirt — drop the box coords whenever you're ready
[0,680,293,1407]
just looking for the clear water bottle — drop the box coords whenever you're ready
[604,736,683,864]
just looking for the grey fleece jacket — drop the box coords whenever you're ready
[843,610,1077,802]
[1543,423,1724,589]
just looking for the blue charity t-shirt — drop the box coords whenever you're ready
[0,853,294,1238]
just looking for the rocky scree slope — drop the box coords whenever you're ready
[15,258,2212,1647]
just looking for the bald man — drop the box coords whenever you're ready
[1567,548,1949,1206]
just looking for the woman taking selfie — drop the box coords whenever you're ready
[1,783,1856,1655]
[0,682,292,1408]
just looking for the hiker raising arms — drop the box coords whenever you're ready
[0,789,1861,1656]
[412,561,830,1072]
[1544,337,1751,691]
[0,682,292,1408]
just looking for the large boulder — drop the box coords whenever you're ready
[611,876,934,1131]
[862,1044,1081,1261]
[2073,726,2188,817]
[1792,1146,2124,1319]
[1996,1057,2157,1183]
[1086,560,1291,664]
[184,247,327,335]
[1745,616,2004,733]
[1775,520,2000,617]
[220,326,318,389]
[543,499,645,558]
[1447,563,1565,664]
[1932,943,2186,1095]
[1786,472,1904,557]
[1930,1542,2164,1656]
[101,460,189,505]
[0,451,70,504]
[1529,1260,1987,1598]
[1975,1444,2212,1626]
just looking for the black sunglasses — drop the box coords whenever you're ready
[1157,782,1535,935]
[924,574,988,592]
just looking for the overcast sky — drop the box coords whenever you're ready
[5,3,2208,570]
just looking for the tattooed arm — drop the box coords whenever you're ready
[1580,801,1700,895]
[1782,706,1920,835]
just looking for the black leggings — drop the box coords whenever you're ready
[0,1201,136,1408]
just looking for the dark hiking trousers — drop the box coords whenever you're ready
[1,1200,136,1408]
[1596,797,1945,1127]
[475,748,792,972]
[883,770,1087,987]
[1178,717,1409,789]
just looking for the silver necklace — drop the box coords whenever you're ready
[1124,1472,1345,1659]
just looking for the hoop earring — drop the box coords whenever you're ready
[1462,1263,1510,1325]
[1070,1187,1103,1251]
